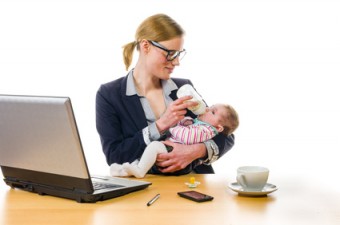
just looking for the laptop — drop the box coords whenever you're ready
[0,94,151,203]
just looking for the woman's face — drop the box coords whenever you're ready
[146,36,185,80]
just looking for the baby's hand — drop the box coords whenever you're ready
[179,117,194,126]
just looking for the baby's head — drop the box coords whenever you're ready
[198,104,239,136]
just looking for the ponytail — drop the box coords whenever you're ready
[122,41,137,71]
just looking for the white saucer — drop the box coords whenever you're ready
[228,182,278,196]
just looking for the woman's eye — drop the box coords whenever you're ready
[168,51,177,57]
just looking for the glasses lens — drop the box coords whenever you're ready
[179,50,186,61]
[168,50,186,61]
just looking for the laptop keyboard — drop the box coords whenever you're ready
[92,181,124,191]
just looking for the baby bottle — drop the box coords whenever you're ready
[177,84,207,115]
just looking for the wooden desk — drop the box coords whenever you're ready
[1,174,339,225]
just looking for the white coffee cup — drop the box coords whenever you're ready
[236,166,269,191]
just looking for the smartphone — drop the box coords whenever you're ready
[177,191,214,202]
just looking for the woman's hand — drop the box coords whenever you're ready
[155,140,206,173]
[155,96,197,134]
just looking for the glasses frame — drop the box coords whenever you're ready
[148,40,186,61]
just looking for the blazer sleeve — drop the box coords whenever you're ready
[96,78,147,165]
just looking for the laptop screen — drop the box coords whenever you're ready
[0,95,90,179]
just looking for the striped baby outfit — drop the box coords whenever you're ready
[169,117,218,145]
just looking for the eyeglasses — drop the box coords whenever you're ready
[149,40,186,61]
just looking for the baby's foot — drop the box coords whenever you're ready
[110,163,129,177]
[123,163,145,178]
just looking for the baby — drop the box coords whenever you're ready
[110,104,239,178]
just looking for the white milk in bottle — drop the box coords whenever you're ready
[177,84,206,115]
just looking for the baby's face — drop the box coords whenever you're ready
[198,104,227,129]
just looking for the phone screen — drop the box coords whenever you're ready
[177,191,214,202]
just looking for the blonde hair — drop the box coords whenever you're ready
[221,104,239,136]
[122,14,185,71]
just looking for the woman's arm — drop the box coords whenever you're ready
[156,140,207,173]
[156,133,235,173]
[96,83,147,165]
[202,133,235,165]
[155,96,197,134]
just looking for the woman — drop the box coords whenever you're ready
[96,13,235,175]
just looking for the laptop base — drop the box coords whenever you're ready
[2,166,151,203]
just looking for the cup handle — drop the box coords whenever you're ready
[237,174,246,187]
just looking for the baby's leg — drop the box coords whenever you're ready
[123,141,167,178]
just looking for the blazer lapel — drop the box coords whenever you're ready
[122,94,147,130]
[120,76,148,130]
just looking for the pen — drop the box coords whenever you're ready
[147,194,160,206]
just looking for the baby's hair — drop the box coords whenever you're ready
[221,104,239,136]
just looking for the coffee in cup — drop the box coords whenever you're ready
[236,166,269,191]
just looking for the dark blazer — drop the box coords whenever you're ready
[96,74,235,175]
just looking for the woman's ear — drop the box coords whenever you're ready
[139,39,151,54]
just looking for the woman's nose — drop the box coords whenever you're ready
[171,57,180,66]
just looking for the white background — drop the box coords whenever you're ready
[1,0,339,183]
